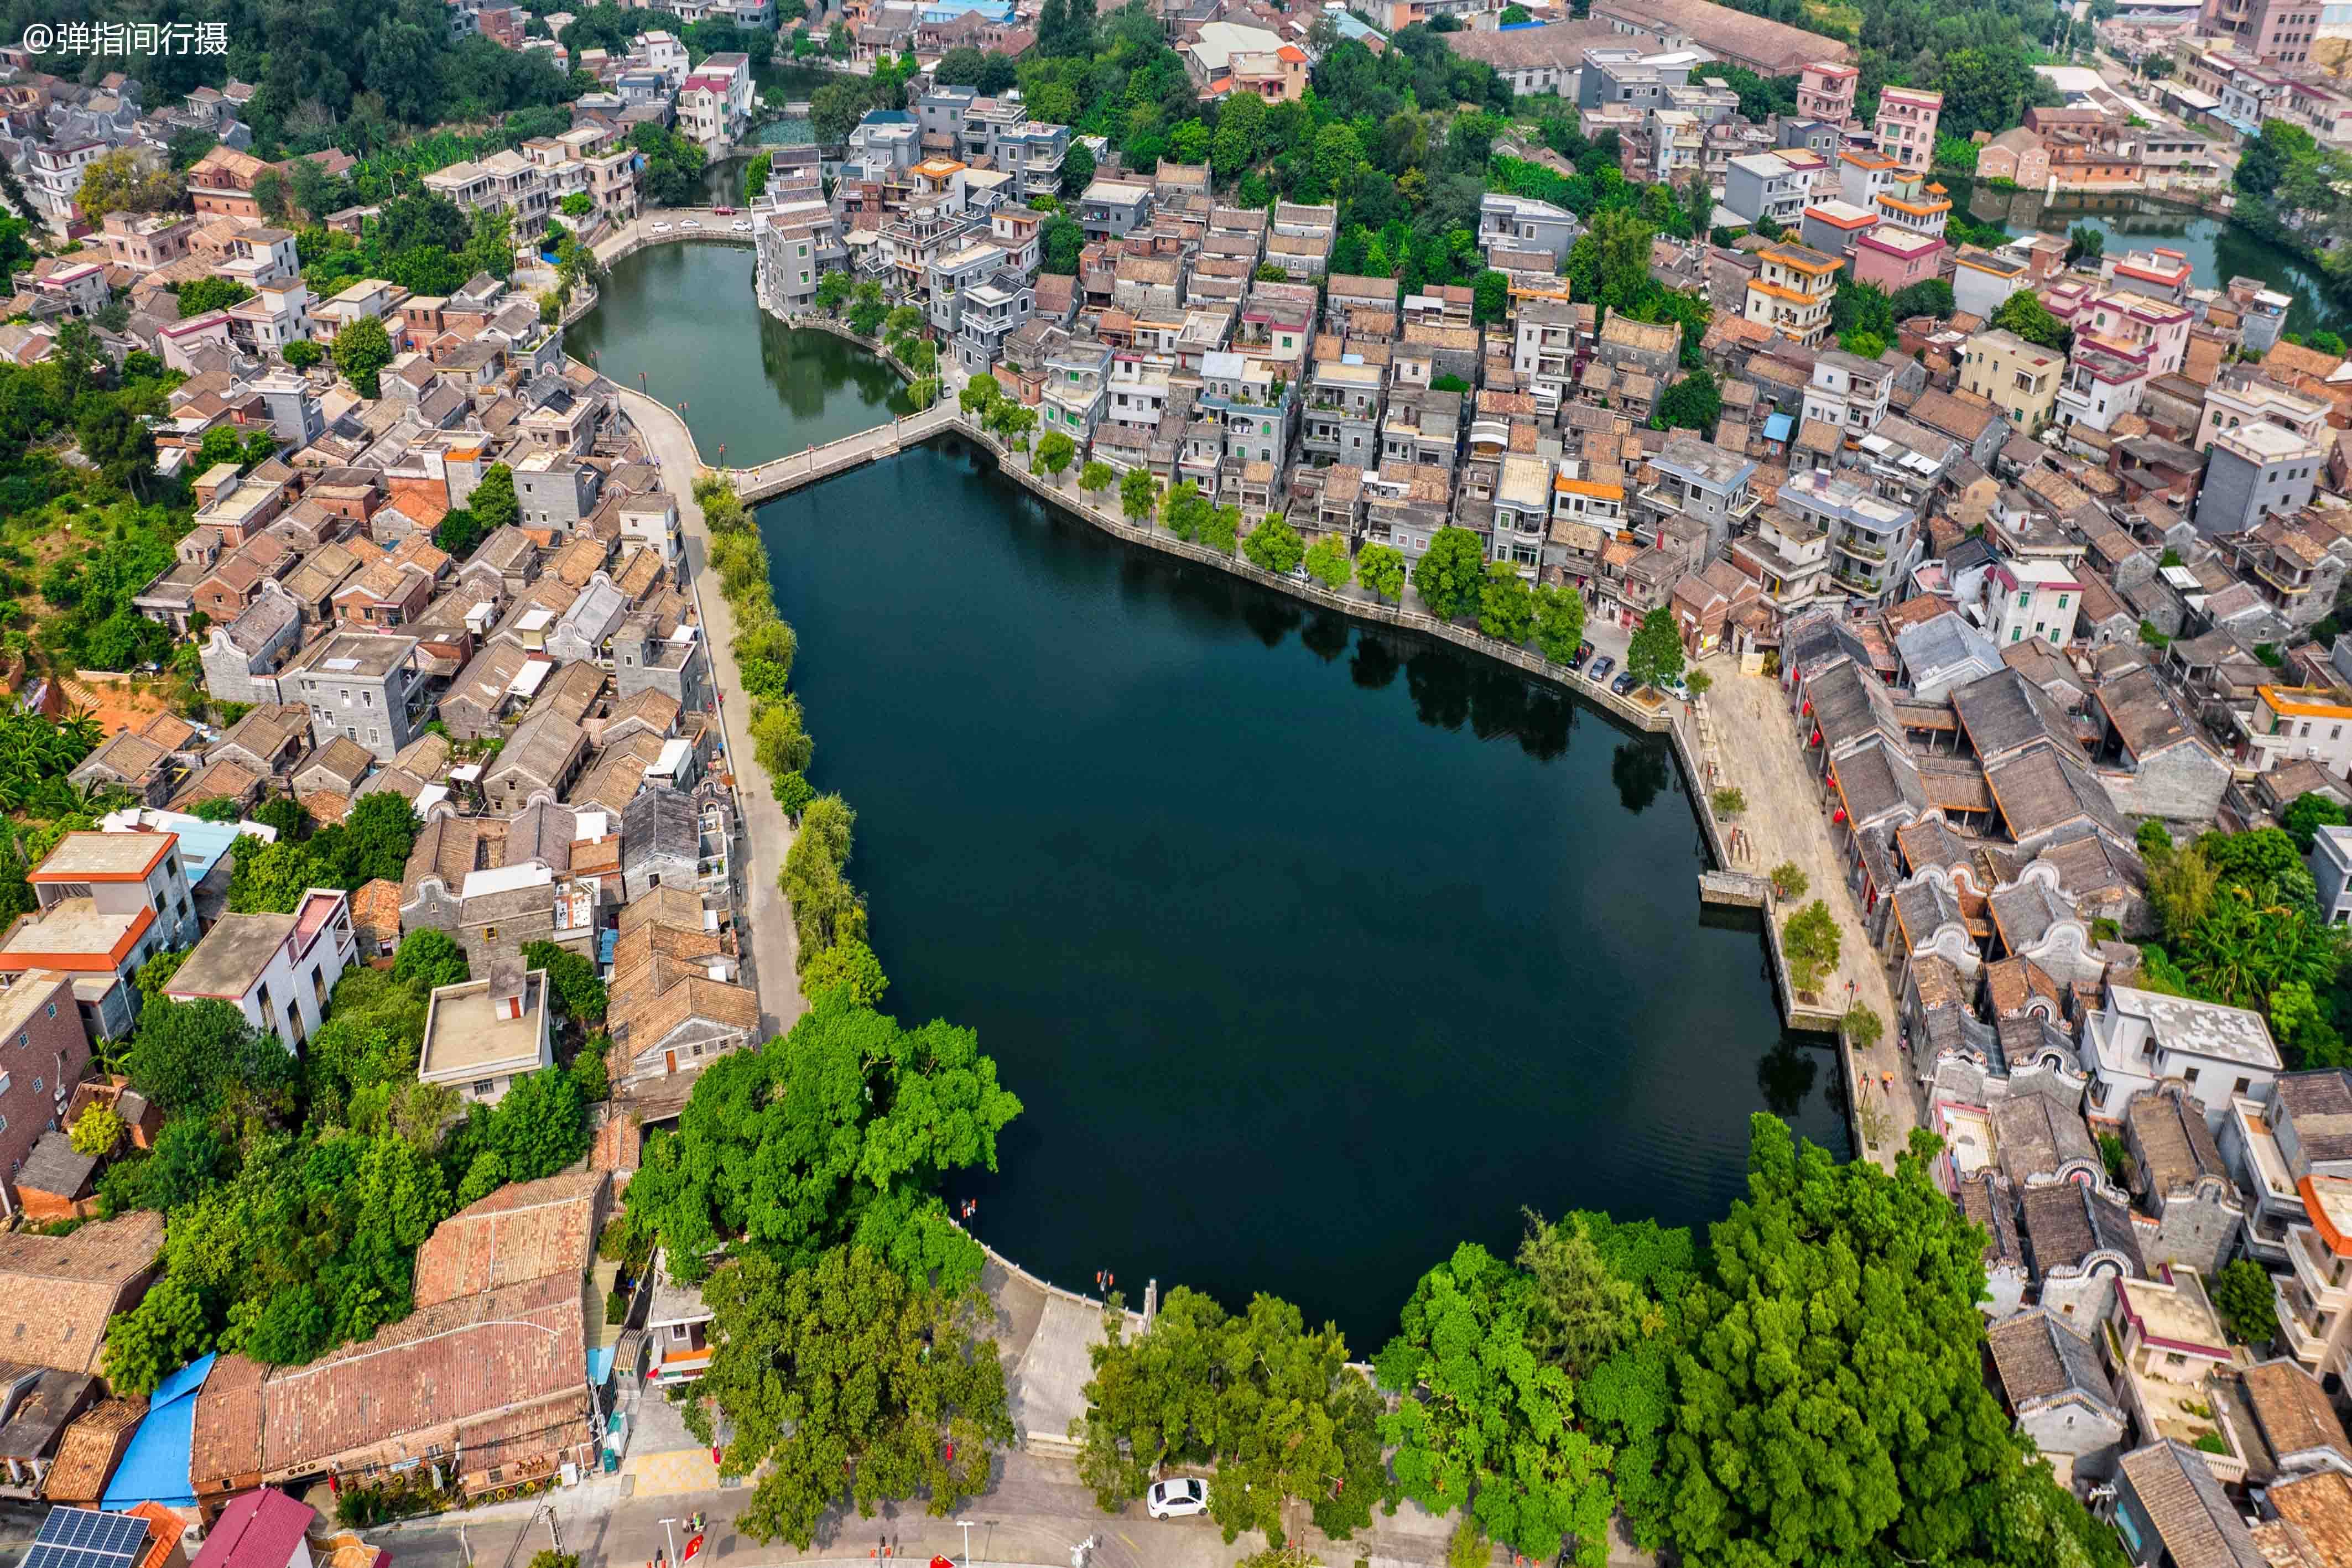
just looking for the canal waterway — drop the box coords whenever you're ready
[1949,175,2352,339]
[568,243,909,465]
[577,234,1849,1348]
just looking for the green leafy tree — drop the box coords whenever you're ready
[1516,1211,1636,1378]
[282,340,324,371]
[1120,465,1158,521]
[1073,1288,1386,1544]
[1377,1242,1616,1564]
[1357,543,1406,604]
[2211,1257,2283,1345]
[1200,504,1241,554]
[176,277,254,319]
[1078,460,1115,499]
[521,940,608,1024]
[1479,561,1535,644]
[1989,289,2068,351]
[330,314,394,399]
[124,998,288,1114]
[1035,429,1077,476]
[1304,534,1352,590]
[693,1247,1013,1549]
[1532,584,1586,664]
[469,463,521,532]
[608,994,1021,1290]
[334,791,421,887]
[1161,480,1210,541]
[1656,1118,2125,1568]
[71,1102,127,1158]
[1653,369,1721,436]
[1782,898,1843,993]
[1413,527,1486,621]
[959,373,1002,415]
[1241,513,1306,575]
[1625,607,1685,690]
[433,506,486,560]
[102,1274,212,1397]
[815,270,854,312]
[1890,278,1955,320]
[392,928,470,992]
[2283,792,2348,852]
[800,937,889,1006]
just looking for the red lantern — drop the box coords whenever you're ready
[1833,808,1848,825]
[1802,699,1813,716]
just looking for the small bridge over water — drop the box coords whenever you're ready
[729,402,961,500]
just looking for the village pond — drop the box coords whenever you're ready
[575,248,1851,1343]
[757,442,1850,1346]
[1950,175,2352,340]
[568,242,910,466]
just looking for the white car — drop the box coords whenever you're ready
[680,218,701,230]
[1146,1478,1209,1520]
[651,221,673,233]
[731,219,753,232]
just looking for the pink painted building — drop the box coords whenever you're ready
[2203,0,2321,65]
[1850,226,1943,293]
[2046,282,2193,378]
[1876,86,1943,175]
[1797,60,1858,124]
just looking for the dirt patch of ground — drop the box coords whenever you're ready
[63,674,178,737]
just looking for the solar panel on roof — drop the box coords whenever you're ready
[24,1508,149,1568]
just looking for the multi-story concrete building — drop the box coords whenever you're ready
[166,888,356,1050]
[1960,329,2065,434]
[2219,1069,2352,1378]
[2203,0,2322,62]
[283,631,431,762]
[1875,86,1942,174]
[751,200,846,317]
[1796,59,1858,123]
[678,52,753,150]
[2198,419,2328,537]
[2195,373,2330,453]
[1778,467,1916,606]
[0,970,90,1212]
[1953,245,2032,320]
[2085,983,2281,1127]
[1741,241,1843,347]
[1725,150,1814,228]
[1477,193,1579,263]
[1985,558,2083,648]
[1637,434,1760,556]
[1078,180,1154,239]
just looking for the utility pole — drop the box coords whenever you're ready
[659,1517,680,1568]
[957,1520,975,1566]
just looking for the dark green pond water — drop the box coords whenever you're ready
[568,244,909,466]
[1948,175,2352,339]
[758,442,1848,1346]
[575,248,1849,1347]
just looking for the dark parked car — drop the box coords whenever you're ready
[1567,641,1593,671]
[1586,654,1615,683]
[1611,670,1640,696]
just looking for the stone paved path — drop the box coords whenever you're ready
[1700,657,1921,1171]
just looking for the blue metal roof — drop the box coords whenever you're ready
[101,1354,214,1510]
[1764,411,1794,442]
[168,819,246,884]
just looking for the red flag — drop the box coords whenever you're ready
[683,1536,705,1564]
